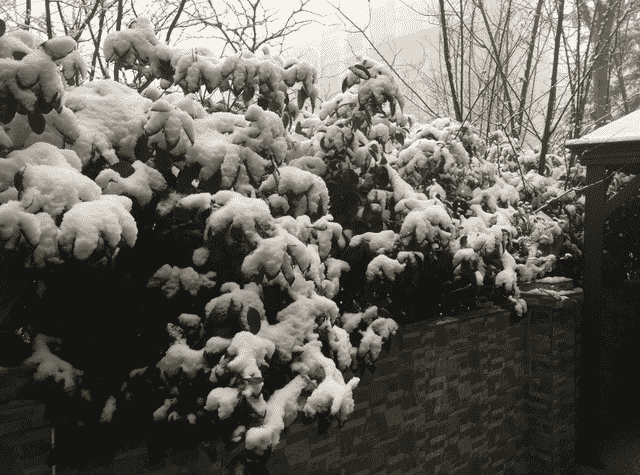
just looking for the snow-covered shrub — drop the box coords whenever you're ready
[0,22,591,474]
[0,25,84,150]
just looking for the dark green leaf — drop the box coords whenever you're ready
[242,84,255,103]
[352,112,365,132]
[227,299,243,323]
[354,64,372,79]
[364,108,372,125]
[282,112,290,130]
[52,92,62,114]
[297,87,307,111]
[198,168,222,194]
[175,161,199,194]
[14,167,25,194]
[134,134,152,162]
[257,95,269,110]
[34,95,52,114]
[383,92,396,117]
[247,307,262,335]
[341,77,348,93]
[0,19,5,37]
[295,121,303,136]
[370,143,379,156]
[380,155,387,166]
[269,96,281,113]
[12,51,28,61]
[27,112,46,134]
[394,131,405,146]
[82,152,109,180]
[372,163,389,189]
[153,148,174,172]
[109,160,136,178]
[310,94,316,114]
[0,102,16,124]
[243,376,264,384]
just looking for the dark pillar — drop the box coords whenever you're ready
[575,164,608,469]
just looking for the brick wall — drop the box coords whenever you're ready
[525,290,582,475]
[0,300,582,475]
[0,365,51,475]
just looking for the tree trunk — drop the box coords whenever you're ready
[459,0,464,119]
[44,0,53,38]
[113,0,124,82]
[613,1,630,116]
[538,0,565,174]
[90,3,107,80]
[591,0,616,128]
[166,0,188,45]
[24,0,31,30]
[476,0,516,135]
[515,0,544,139]
[439,0,463,121]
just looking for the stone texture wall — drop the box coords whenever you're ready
[0,298,584,475]
[264,306,532,475]
[0,366,51,475]
[526,291,582,475]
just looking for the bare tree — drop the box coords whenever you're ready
[439,0,462,121]
[158,0,324,55]
[591,0,617,127]
[538,0,565,174]
[113,0,123,81]
[515,0,545,139]
[330,1,439,120]
[24,0,30,29]
[44,0,53,38]
[165,0,188,44]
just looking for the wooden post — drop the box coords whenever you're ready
[575,164,608,468]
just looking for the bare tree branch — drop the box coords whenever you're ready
[330,1,438,118]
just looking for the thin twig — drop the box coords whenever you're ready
[532,164,627,214]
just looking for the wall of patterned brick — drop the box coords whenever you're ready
[0,366,51,475]
[259,307,531,475]
[3,306,532,475]
[525,292,582,475]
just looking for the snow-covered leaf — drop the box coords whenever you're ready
[353,64,371,79]
[39,36,76,61]
[16,63,39,89]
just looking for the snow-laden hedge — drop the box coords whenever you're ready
[1,18,590,471]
